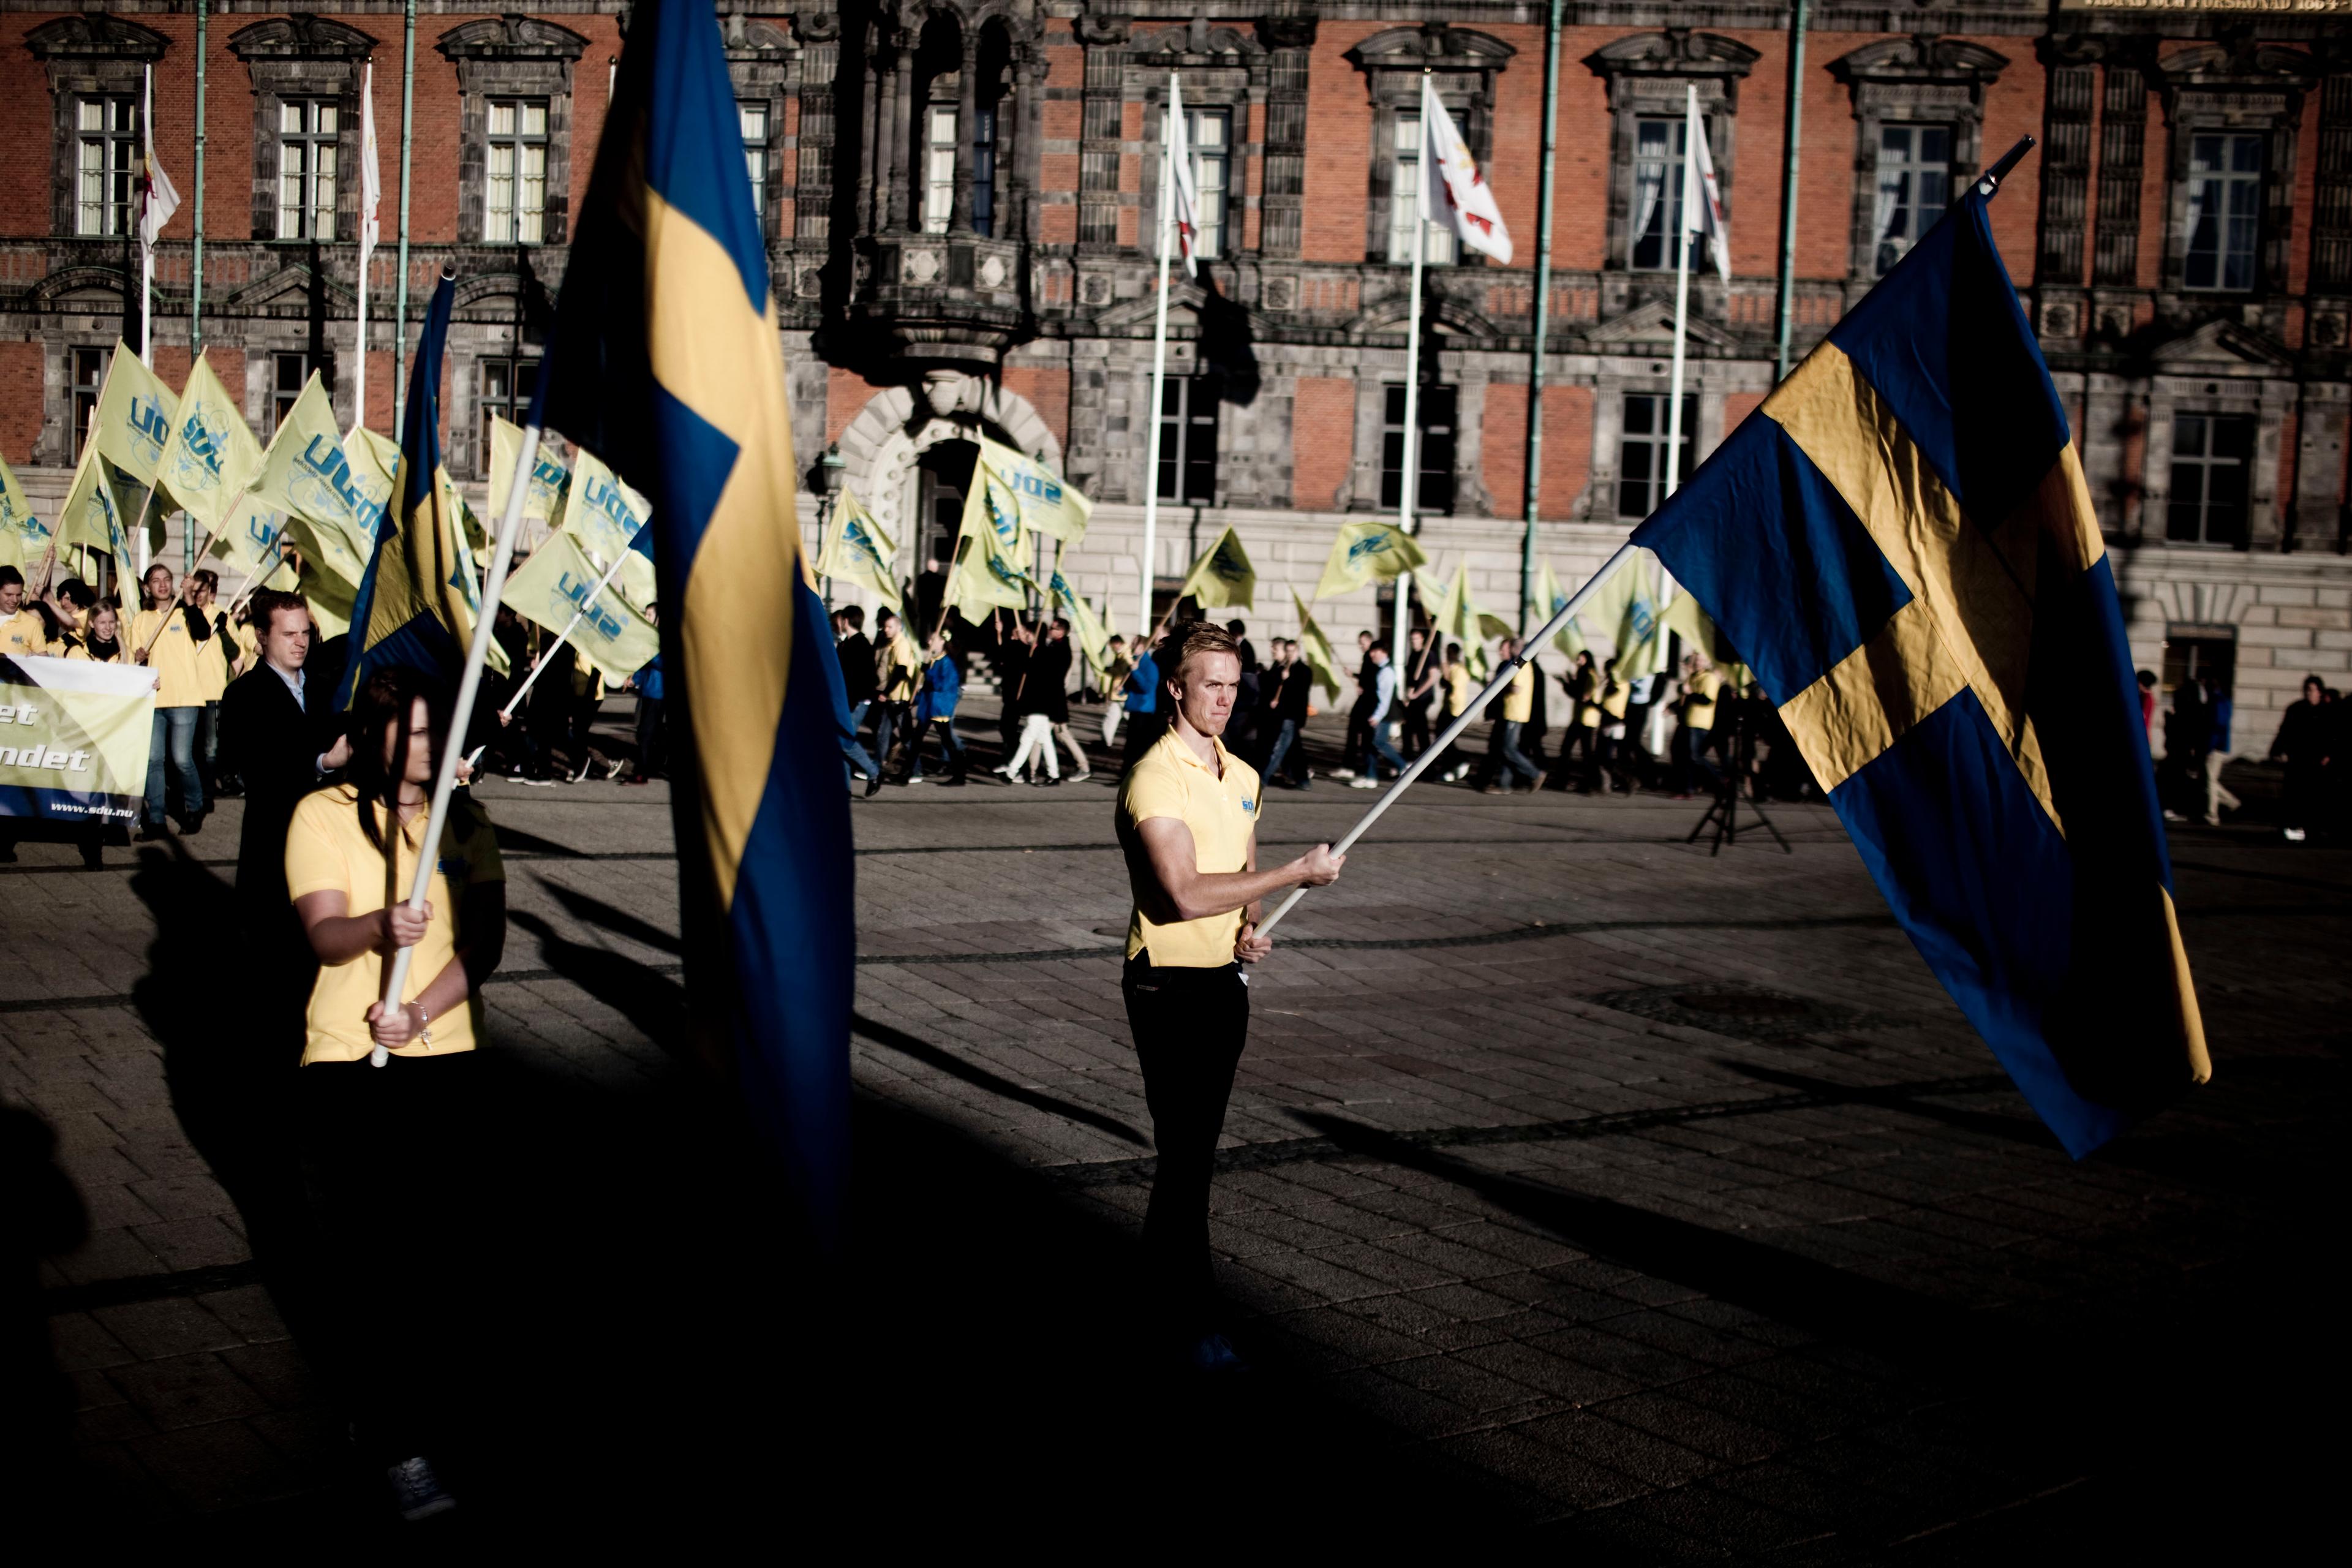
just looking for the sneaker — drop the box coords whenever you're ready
[1181,1333,1251,1374]
[1071,771,1092,783]
[385,1455,456,1521]
[605,758,628,780]
[1332,767,1356,780]
[1349,777,1379,790]
[514,776,560,788]
[907,773,930,785]
[1042,775,1063,787]
[2285,826,2308,842]
[570,761,594,783]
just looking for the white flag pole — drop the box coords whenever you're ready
[1137,71,1178,641]
[1257,541,1640,940]
[371,420,541,1066]
[353,63,376,430]
[462,523,647,769]
[140,66,156,366]
[1664,83,1697,504]
[1393,71,1435,679]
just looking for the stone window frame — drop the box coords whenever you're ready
[1588,366,1724,525]
[1134,21,1270,263]
[1827,37,2010,285]
[721,15,797,246]
[24,14,169,241]
[1585,31,1756,282]
[228,17,378,245]
[1347,24,1514,270]
[2140,368,2294,552]
[435,17,589,247]
[2148,43,2318,301]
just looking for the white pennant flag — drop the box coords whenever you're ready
[137,74,179,255]
[359,67,382,264]
[1683,91,1730,284]
[1419,77,1511,265]
[1166,74,1200,279]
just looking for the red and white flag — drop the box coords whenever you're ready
[1682,91,1730,284]
[1165,74,1200,279]
[1419,77,1511,265]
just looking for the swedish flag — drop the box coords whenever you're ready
[1634,188,2206,1157]
[545,0,851,1235]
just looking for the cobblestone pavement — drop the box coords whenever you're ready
[4,696,2343,1553]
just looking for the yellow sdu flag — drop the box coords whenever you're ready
[250,374,374,591]
[206,492,299,590]
[814,486,902,615]
[562,446,658,609]
[504,527,660,684]
[976,434,1091,544]
[1049,568,1111,674]
[1536,561,1586,657]
[88,341,175,485]
[53,445,134,564]
[1314,519,1427,602]
[155,353,265,535]
[1585,549,1668,679]
[1177,523,1254,612]
[944,469,1030,622]
[1291,589,1343,703]
[0,453,47,573]
[491,413,571,536]
[1428,561,1510,680]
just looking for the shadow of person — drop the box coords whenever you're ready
[1,1102,88,1501]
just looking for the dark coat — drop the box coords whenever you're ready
[836,632,878,705]
[1020,638,1074,723]
[217,663,337,914]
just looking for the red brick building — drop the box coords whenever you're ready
[3,1,2348,731]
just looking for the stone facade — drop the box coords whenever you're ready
[2,1,2350,741]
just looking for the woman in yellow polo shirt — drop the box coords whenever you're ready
[286,665,505,1521]
[129,564,216,837]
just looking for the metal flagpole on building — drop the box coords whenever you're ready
[1518,0,1563,637]
[191,0,206,358]
[1664,81,1697,504]
[1394,71,1434,673]
[354,62,377,429]
[391,0,417,431]
[1258,541,1640,940]
[1773,0,1810,381]
[140,66,156,366]
[1137,70,1179,640]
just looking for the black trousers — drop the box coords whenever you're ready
[1122,955,1249,1340]
[298,1055,481,1464]
[634,696,666,778]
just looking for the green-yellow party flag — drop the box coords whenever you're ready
[0,452,48,574]
[503,527,660,684]
[490,413,570,537]
[1313,519,1426,601]
[976,434,1091,544]
[1176,523,1254,612]
[814,486,902,616]
[88,341,175,485]
[155,352,265,535]
[561,446,658,610]
[1291,589,1343,703]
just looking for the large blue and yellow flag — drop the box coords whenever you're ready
[337,274,489,704]
[1634,188,2206,1156]
[544,0,851,1237]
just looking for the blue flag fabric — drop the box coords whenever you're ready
[1632,189,2207,1158]
[338,274,467,707]
[545,0,852,1237]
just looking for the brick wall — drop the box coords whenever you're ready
[0,341,40,457]
[1002,364,1069,451]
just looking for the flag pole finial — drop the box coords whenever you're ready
[1973,136,2037,200]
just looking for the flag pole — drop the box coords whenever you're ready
[1518,0,1563,639]
[140,66,156,368]
[461,523,648,768]
[372,417,543,1066]
[353,62,373,431]
[1256,541,1638,940]
[1138,70,1177,642]
[1393,72,1433,679]
[1664,81,1695,505]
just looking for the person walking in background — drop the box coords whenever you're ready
[1352,643,1404,790]
[1481,638,1542,796]
[130,563,216,839]
[2162,677,2209,823]
[832,606,883,796]
[1438,643,1474,783]
[1264,639,1314,790]
[1248,638,1290,772]
[189,570,238,801]
[1100,634,1133,749]
[907,630,968,786]
[1671,654,1724,799]
[992,616,1034,766]
[1005,619,1073,786]
[287,666,506,1523]
[2271,674,2330,842]
[623,602,665,786]
[1040,619,1093,782]
[1402,627,1441,760]
[1337,630,1377,781]
[1596,658,1632,794]
[870,607,921,785]
[2201,673,2238,826]
[1119,633,1165,771]
[1555,651,1601,793]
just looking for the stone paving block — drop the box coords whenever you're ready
[90,1298,244,1362]
[1430,1424,1650,1513]
[105,1352,272,1431]
[127,1419,312,1513]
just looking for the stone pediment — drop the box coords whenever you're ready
[228,15,380,62]
[1137,21,1268,66]
[1827,36,2011,91]
[2150,317,2293,374]
[435,17,589,64]
[1347,24,1514,74]
[225,264,353,313]
[1586,299,1743,354]
[23,15,168,64]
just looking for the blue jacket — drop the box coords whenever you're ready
[1123,650,1159,714]
[635,654,664,703]
[914,654,962,723]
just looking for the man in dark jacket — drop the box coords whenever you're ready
[832,605,881,792]
[216,590,348,1054]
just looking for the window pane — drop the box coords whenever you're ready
[318,104,337,136]
[80,99,103,132]
[522,103,548,137]
[1389,111,1422,262]
[489,100,515,137]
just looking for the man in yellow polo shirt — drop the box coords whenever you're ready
[0,565,57,656]
[1116,619,1343,1372]
[130,563,217,837]
[1480,636,1543,794]
[1673,654,1726,799]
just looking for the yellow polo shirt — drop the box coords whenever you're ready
[1444,665,1474,718]
[285,785,507,1065]
[1502,663,1534,725]
[129,606,208,708]
[1684,669,1724,729]
[1602,680,1630,722]
[1118,726,1262,968]
[0,608,54,658]
[1571,668,1601,728]
[195,611,233,703]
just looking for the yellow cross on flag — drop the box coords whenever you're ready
[503,527,661,684]
[1314,519,1427,602]
[1177,523,1255,611]
[155,353,265,534]
[814,486,902,615]
[976,434,1092,545]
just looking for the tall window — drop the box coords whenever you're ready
[273,353,315,427]
[1381,385,1457,514]
[277,99,340,240]
[2184,132,2263,292]
[971,107,997,237]
[1186,108,1231,261]
[739,100,770,223]
[1156,377,1218,503]
[478,355,540,474]
[1630,116,1705,271]
[1618,393,1698,520]
[923,107,957,234]
[1387,110,1457,266]
[484,99,549,244]
[1874,124,1950,275]
[76,95,137,238]
[71,346,111,455]
[2166,413,2252,546]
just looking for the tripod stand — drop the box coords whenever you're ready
[1686,718,1791,856]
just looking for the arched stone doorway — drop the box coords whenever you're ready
[834,370,1062,572]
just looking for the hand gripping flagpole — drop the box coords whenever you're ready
[1255,541,1638,941]
[371,412,544,1066]
[461,521,649,771]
